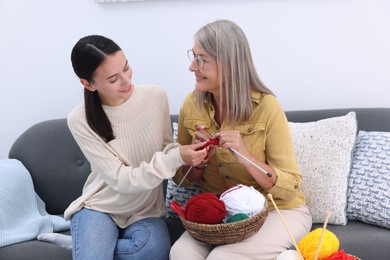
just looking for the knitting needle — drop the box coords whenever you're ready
[229,148,272,177]
[314,211,332,260]
[199,128,271,177]
[267,193,304,260]
[200,128,271,177]
[172,147,272,196]
[169,165,193,200]
[199,133,272,178]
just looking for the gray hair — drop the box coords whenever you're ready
[193,19,274,123]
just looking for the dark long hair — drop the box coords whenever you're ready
[71,35,121,142]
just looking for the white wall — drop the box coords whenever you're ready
[1,0,389,159]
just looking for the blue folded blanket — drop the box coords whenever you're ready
[0,159,70,247]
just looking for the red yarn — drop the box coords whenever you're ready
[185,193,227,224]
[197,139,220,151]
[325,249,357,260]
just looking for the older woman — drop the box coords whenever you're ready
[170,20,312,260]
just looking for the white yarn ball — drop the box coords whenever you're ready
[220,184,265,221]
[275,250,300,260]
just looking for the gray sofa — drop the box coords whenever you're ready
[2,108,390,260]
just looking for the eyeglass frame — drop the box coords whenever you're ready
[187,49,213,69]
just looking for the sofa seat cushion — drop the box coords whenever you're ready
[0,231,71,260]
[311,220,390,259]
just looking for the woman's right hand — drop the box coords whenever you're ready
[179,141,208,166]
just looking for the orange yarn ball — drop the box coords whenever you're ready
[297,228,339,260]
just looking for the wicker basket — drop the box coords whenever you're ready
[179,199,268,245]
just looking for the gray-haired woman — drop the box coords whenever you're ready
[170,19,312,259]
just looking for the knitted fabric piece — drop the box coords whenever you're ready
[0,159,70,247]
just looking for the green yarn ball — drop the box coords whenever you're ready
[226,213,249,223]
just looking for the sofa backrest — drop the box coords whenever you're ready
[9,119,90,215]
[8,108,390,215]
[285,107,390,132]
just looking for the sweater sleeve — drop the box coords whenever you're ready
[162,90,174,149]
[171,97,198,187]
[67,105,185,195]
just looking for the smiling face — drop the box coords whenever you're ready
[81,50,133,106]
[189,42,220,97]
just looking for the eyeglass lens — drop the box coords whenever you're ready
[187,49,204,69]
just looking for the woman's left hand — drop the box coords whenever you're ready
[213,131,250,164]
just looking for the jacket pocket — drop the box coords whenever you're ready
[234,121,266,159]
[183,119,212,139]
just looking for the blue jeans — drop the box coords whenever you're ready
[70,208,171,260]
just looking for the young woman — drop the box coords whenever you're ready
[170,20,312,259]
[64,35,207,260]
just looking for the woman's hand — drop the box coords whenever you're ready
[194,125,212,142]
[179,141,208,167]
[213,130,250,164]
[214,130,276,189]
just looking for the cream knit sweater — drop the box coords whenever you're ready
[64,85,184,228]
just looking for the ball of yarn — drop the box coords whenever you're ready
[326,249,356,260]
[220,184,265,222]
[297,228,339,260]
[226,213,249,223]
[275,250,301,260]
[185,192,226,224]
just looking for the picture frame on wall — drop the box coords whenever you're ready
[96,0,148,2]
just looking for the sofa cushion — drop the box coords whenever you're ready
[165,178,199,218]
[312,220,390,260]
[288,112,357,225]
[0,237,72,260]
[347,131,390,229]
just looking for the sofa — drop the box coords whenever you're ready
[1,107,389,260]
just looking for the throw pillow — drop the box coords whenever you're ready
[346,131,390,229]
[172,122,178,142]
[288,112,357,225]
[165,178,199,218]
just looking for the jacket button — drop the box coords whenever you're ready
[225,176,230,180]
[217,163,222,167]
[294,185,298,189]
[247,128,252,133]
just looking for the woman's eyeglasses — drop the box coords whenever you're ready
[187,49,206,69]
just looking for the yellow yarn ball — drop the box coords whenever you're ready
[297,228,339,260]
